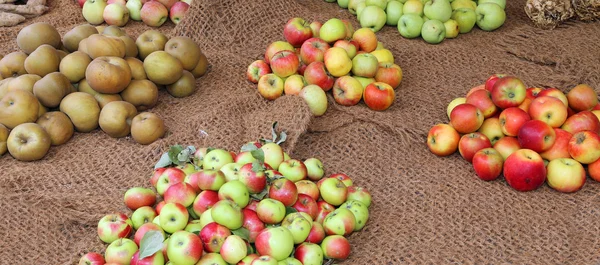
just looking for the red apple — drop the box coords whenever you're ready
[450,103,484,134]
[458,132,492,163]
[472,148,504,181]
[517,120,556,153]
[283,17,313,47]
[466,89,497,118]
[333,40,357,59]
[499,107,531,137]
[163,182,197,207]
[315,201,335,224]
[150,167,166,187]
[124,187,156,210]
[295,180,319,201]
[292,194,318,221]
[300,37,330,65]
[503,149,547,192]
[155,167,186,195]
[191,190,219,216]
[79,252,105,265]
[200,222,232,253]
[247,60,271,84]
[363,82,395,111]
[242,208,265,243]
[546,158,586,193]
[264,41,294,64]
[526,87,543,99]
[539,128,572,161]
[268,178,298,207]
[491,76,527,109]
[567,84,598,112]
[528,96,568,128]
[238,163,267,194]
[561,111,600,135]
[537,87,568,107]
[568,131,600,164]
[257,74,284,100]
[305,221,325,244]
[484,74,507,92]
[303,61,334,91]
[133,223,164,246]
[588,158,600,182]
[332,75,364,106]
[270,50,299,78]
[169,1,189,24]
[518,97,533,113]
[493,136,521,160]
[320,235,351,260]
[374,63,402,89]
[466,84,486,98]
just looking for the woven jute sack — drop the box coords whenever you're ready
[2,0,600,264]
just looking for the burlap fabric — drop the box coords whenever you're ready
[1,0,600,264]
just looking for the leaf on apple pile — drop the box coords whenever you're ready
[240,142,259,152]
[138,230,164,260]
[154,145,197,169]
[261,122,287,145]
[250,189,269,201]
[285,206,298,216]
[251,159,266,173]
[231,227,250,242]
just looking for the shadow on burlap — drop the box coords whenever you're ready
[1,0,600,264]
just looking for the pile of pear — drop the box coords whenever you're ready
[0,22,209,162]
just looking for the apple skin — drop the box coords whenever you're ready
[320,235,351,260]
[164,182,197,207]
[315,201,335,224]
[567,84,598,112]
[374,62,403,89]
[475,2,506,31]
[305,221,326,244]
[472,148,504,181]
[347,186,372,208]
[539,128,572,161]
[499,107,531,137]
[124,187,156,210]
[156,168,186,196]
[79,252,105,265]
[264,41,295,64]
[546,158,586,193]
[322,208,356,236]
[268,178,299,207]
[493,136,521,160]
[220,235,248,264]
[333,40,357,60]
[300,37,330,65]
[270,50,300,78]
[247,60,271,84]
[363,82,395,111]
[323,47,352,78]
[561,111,600,135]
[491,76,527,109]
[257,74,284,100]
[133,222,164,246]
[292,194,319,221]
[568,131,600,164]
[140,1,169,27]
[97,213,133,244]
[303,61,334,91]
[242,208,265,243]
[426,124,460,157]
[158,202,189,234]
[218,179,250,208]
[294,242,324,265]
[283,74,307,96]
[300,84,328,116]
[195,170,226,191]
[503,149,547,192]
[199,222,231,253]
[130,250,165,265]
[255,227,295,261]
[517,120,556,153]
[191,190,219,217]
[537,87,568,107]
[238,163,267,194]
[477,117,504,145]
[528,96,568,128]
[466,89,497,118]
[284,17,313,47]
[211,199,244,230]
[295,180,320,201]
[446,97,467,119]
[526,87,543,99]
[588,158,600,182]
[458,132,492,163]
[450,103,484,134]
[169,1,189,24]
[256,198,287,224]
[104,238,138,265]
[318,178,348,206]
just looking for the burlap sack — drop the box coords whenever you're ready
[1,0,600,264]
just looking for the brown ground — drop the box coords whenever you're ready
[1,0,600,264]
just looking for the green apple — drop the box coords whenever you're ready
[279,257,303,265]
[304,158,325,181]
[131,206,157,230]
[386,1,404,26]
[125,0,143,20]
[167,230,204,265]
[475,3,506,31]
[359,6,387,32]
[421,19,446,44]
[82,0,108,25]
[199,208,215,229]
[319,18,347,43]
[255,227,295,261]
[299,85,327,116]
[351,53,379,78]
[451,0,476,10]
[365,0,387,10]
[338,0,350,8]
[356,2,367,17]
[218,180,250,208]
[397,13,425,38]
[105,238,138,264]
[451,8,477,33]
[353,76,376,89]
[203,148,234,171]
[158,202,189,234]
[211,200,244,230]
[402,0,424,16]
[423,0,452,22]
[478,0,505,9]
[348,0,365,14]
[220,235,248,264]
[444,19,460,38]
[282,213,312,244]
[340,200,370,231]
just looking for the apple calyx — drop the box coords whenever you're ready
[138,230,164,260]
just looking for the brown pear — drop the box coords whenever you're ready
[6,122,51,161]
[165,36,202,71]
[0,90,40,129]
[0,123,8,155]
[78,79,123,108]
[120,35,139,58]
[33,72,73,108]
[135,30,168,60]
[143,51,183,85]
[7,74,41,94]
[86,34,126,59]
[125,57,147,80]
[167,70,196,98]
[0,51,28,78]
[131,112,165,144]
[36,111,74,146]
[99,101,138,138]
[59,51,92,83]
[59,92,101,132]
[102,25,126,37]
[16,22,61,54]
[62,24,99,52]
[120,79,158,111]
[191,52,209,78]
[24,44,60,77]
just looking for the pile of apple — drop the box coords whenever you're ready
[79,0,190,27]
[427,74,600,192]
[79,125,373,265]
[247,17,403,116]
[328,0,507,44]
[0,22,208,162]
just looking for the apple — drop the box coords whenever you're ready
[546,158,586,193]
[211,199,244,230]
[477,117,504,145]
[130,206,157,231]
[320,235,351,260]
[472,148,503,181]
[256,198,286,224]
[299,37,330,65]
[359,6,387,32]
[303,158,325,181]
[293,242,324,265]
[218,179,250,208]
[537,87,568,107]
[164,182,197,208]
[304,61,334,91]
[194,170,226,191]
[346,186,372,208]
[491,76,527,109]
[332,76,363,106]
[238,163,267,194]
[424,0,452,22]
[281,213,312,244]
[539,128,572,161]
[351,53,378,78]
[257,74,284,100]
[567,84,599,112]
[458,132,492,163]
[315,201,335,224]
[421,19,446,44]
[289,194,317,221]
[169,1,189,24]
[403,0,424,15]
[103,3,130,26]
[283,74,307,96]
[427,123,460,156]
[499,107,531,137]
[478,0,506,9]
[296,180,320,201]
[397,13,424,38]
[261,142,285,171]
[526,87,543,99]
[333,40,357,59]
[255,227,295,261]
[203,148,235,171]
[197,222,231,253]
[79,252,105,265]
[319,18,347,43]
[318,178,348,206]
[323,47,352,77]
[475,2,506,31]
[589,158,600,182]
[299,84,328,116]
[83,0,108,25]
[264,41,294,64]
[352,28,378,52]
[385,0,404,26]
[503,149,547,192]
[568,131,600,164]
[133,222,164,246]
[493,136,520,160]
[284,18,313,47]
[309,21,322,39]
[5,123,51,161]
[97,213,132,243]
[190,190,218,217]
[446,97,467,119]
[466,89,497,118]
[247,60,271,84]
[124,187,156,210]
[528,96,568,128]
[156,168,186,196]
[131,250,164,265]
[561,111,600,135]
[363,82,395,111]
[159,202,189,233]
[517,120,556,153]
[105,238,138,265]
[126,0,143,20]
[141,1,169,27]
[322,207,355,237]
[270,50,300,78]
[220,235,248,264]
[0,90,40,129]
[450,103,484,134]
[268,178,299,207]
[242,208,265,243]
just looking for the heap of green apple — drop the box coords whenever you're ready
[79,0,191,27]
[427,74,600,193]
[0,22,209,162]
[327,0,507,44]
[247,17,403,116]
[79,124,373,265]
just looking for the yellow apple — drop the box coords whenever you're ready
[59,92,101,132]
[99,101,138,138]
[7,122,51,161]
[131,112,165,144]
[0,90,40,129]
[36,111,74,146]
[323,47,352,77]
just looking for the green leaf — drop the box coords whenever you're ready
[240,143,259,152]
[250,189,269,201]
[271,121,279,142]
[168,145,185,164]
[251,159,266,173]
[275,131,287,145]
[232,227,250,242]
[285,206,298,216]
[154,152,171,169]
[206,147,216,153]
[138,230,165,260]
[250,149,265,163]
